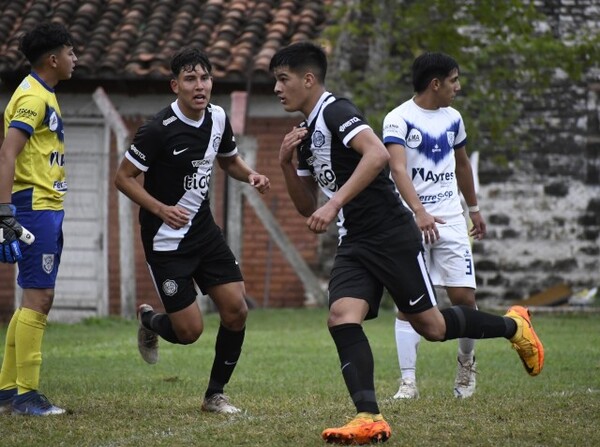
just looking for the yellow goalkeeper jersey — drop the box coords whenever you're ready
[4,72,67,210]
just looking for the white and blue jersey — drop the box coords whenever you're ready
[382,98,467,225]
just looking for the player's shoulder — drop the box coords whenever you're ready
[441,105,463,121]
[384,98,414,120]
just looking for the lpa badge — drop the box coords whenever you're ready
[42,254,54,274]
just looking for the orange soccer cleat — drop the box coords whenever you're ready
[322,412,391,445]
[505,305,544,376]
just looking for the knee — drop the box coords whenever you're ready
[175,325,203,345]
[413,322,445,342]
[221,300,248,331]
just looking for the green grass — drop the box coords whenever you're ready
[0,308,599,446]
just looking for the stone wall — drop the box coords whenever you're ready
[472,0,600,302]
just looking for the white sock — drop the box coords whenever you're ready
[395,318,421,381]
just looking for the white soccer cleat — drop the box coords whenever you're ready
[454,357,477,399]
[201,393,242,414]
[137,304,159,364]
[393,378,419,399]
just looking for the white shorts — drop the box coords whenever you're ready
[423,220,476,289]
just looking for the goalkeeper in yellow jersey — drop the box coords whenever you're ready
[0,22,77,416]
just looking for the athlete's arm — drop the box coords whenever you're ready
[455,146,486,240]
[0,128,28,202]
[279,126,318,217]
[306,129,388,234]
[114,157,189,230]
[217,154,270,194]
[387,141,442,244]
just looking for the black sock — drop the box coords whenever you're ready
[329,323,379,415]
[142,311,181,344]
[441,305,517,340]
[205,325,245,398]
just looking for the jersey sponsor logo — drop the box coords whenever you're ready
[419,190,454,204]
[162,116,177,126]
[312,130,325,147]
[212,135,221,150]
[53,181,68,192]
[339,116,360,132]
[412,168,455,183]
[314,164,338,192]
[162,279,178,296]
[130,144,147,161]
[184,171,211,199]
[173,147,189,155]
[191,159,210,168]
[406,128,422,148]
[15,108,37,120]
[42,254,54,274]
[49,151,65,167]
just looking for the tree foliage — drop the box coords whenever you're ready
[322,0,600,151]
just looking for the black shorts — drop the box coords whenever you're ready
[329,224,437,320]
[144,223,243,313]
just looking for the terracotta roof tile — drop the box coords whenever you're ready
[0,0,328,83]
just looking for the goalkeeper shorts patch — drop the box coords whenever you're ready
[16,209,64,289]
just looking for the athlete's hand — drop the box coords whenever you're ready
[468,211,486,240]
[249,173,270,194]
[279,126,308,165]
[414,208,444,244]
[307,199,340,234]
[0,203,23,263]
[158,205,190,230]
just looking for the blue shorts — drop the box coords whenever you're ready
[16,209,64,289]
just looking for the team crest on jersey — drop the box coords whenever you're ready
[447,131,455,148]
[312,130,325,148]
[212,136,221,150]
[162,279,178,296]
[48,111,59,132]
[42,254,54,274]
[406,128,422,148]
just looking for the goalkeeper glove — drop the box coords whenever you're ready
[0,203,24,263]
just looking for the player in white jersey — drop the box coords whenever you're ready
[115,48,270,414]
[383,52,486,399]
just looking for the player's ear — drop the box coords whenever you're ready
[170,78,179,94]
[303,72,315,89]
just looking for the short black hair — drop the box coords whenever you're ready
[269,41,327,83]
[170,47,212,77]
[412,52,459,93]
[19,22,73,66]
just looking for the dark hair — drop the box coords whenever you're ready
[19,22,73,66]
[412,52,459,93]
[170,47,212,77]
[269,41,327,83]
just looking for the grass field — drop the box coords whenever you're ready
[0,307,598,446]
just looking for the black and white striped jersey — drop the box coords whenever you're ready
[296,92,413,241]
[126,100,236,252]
